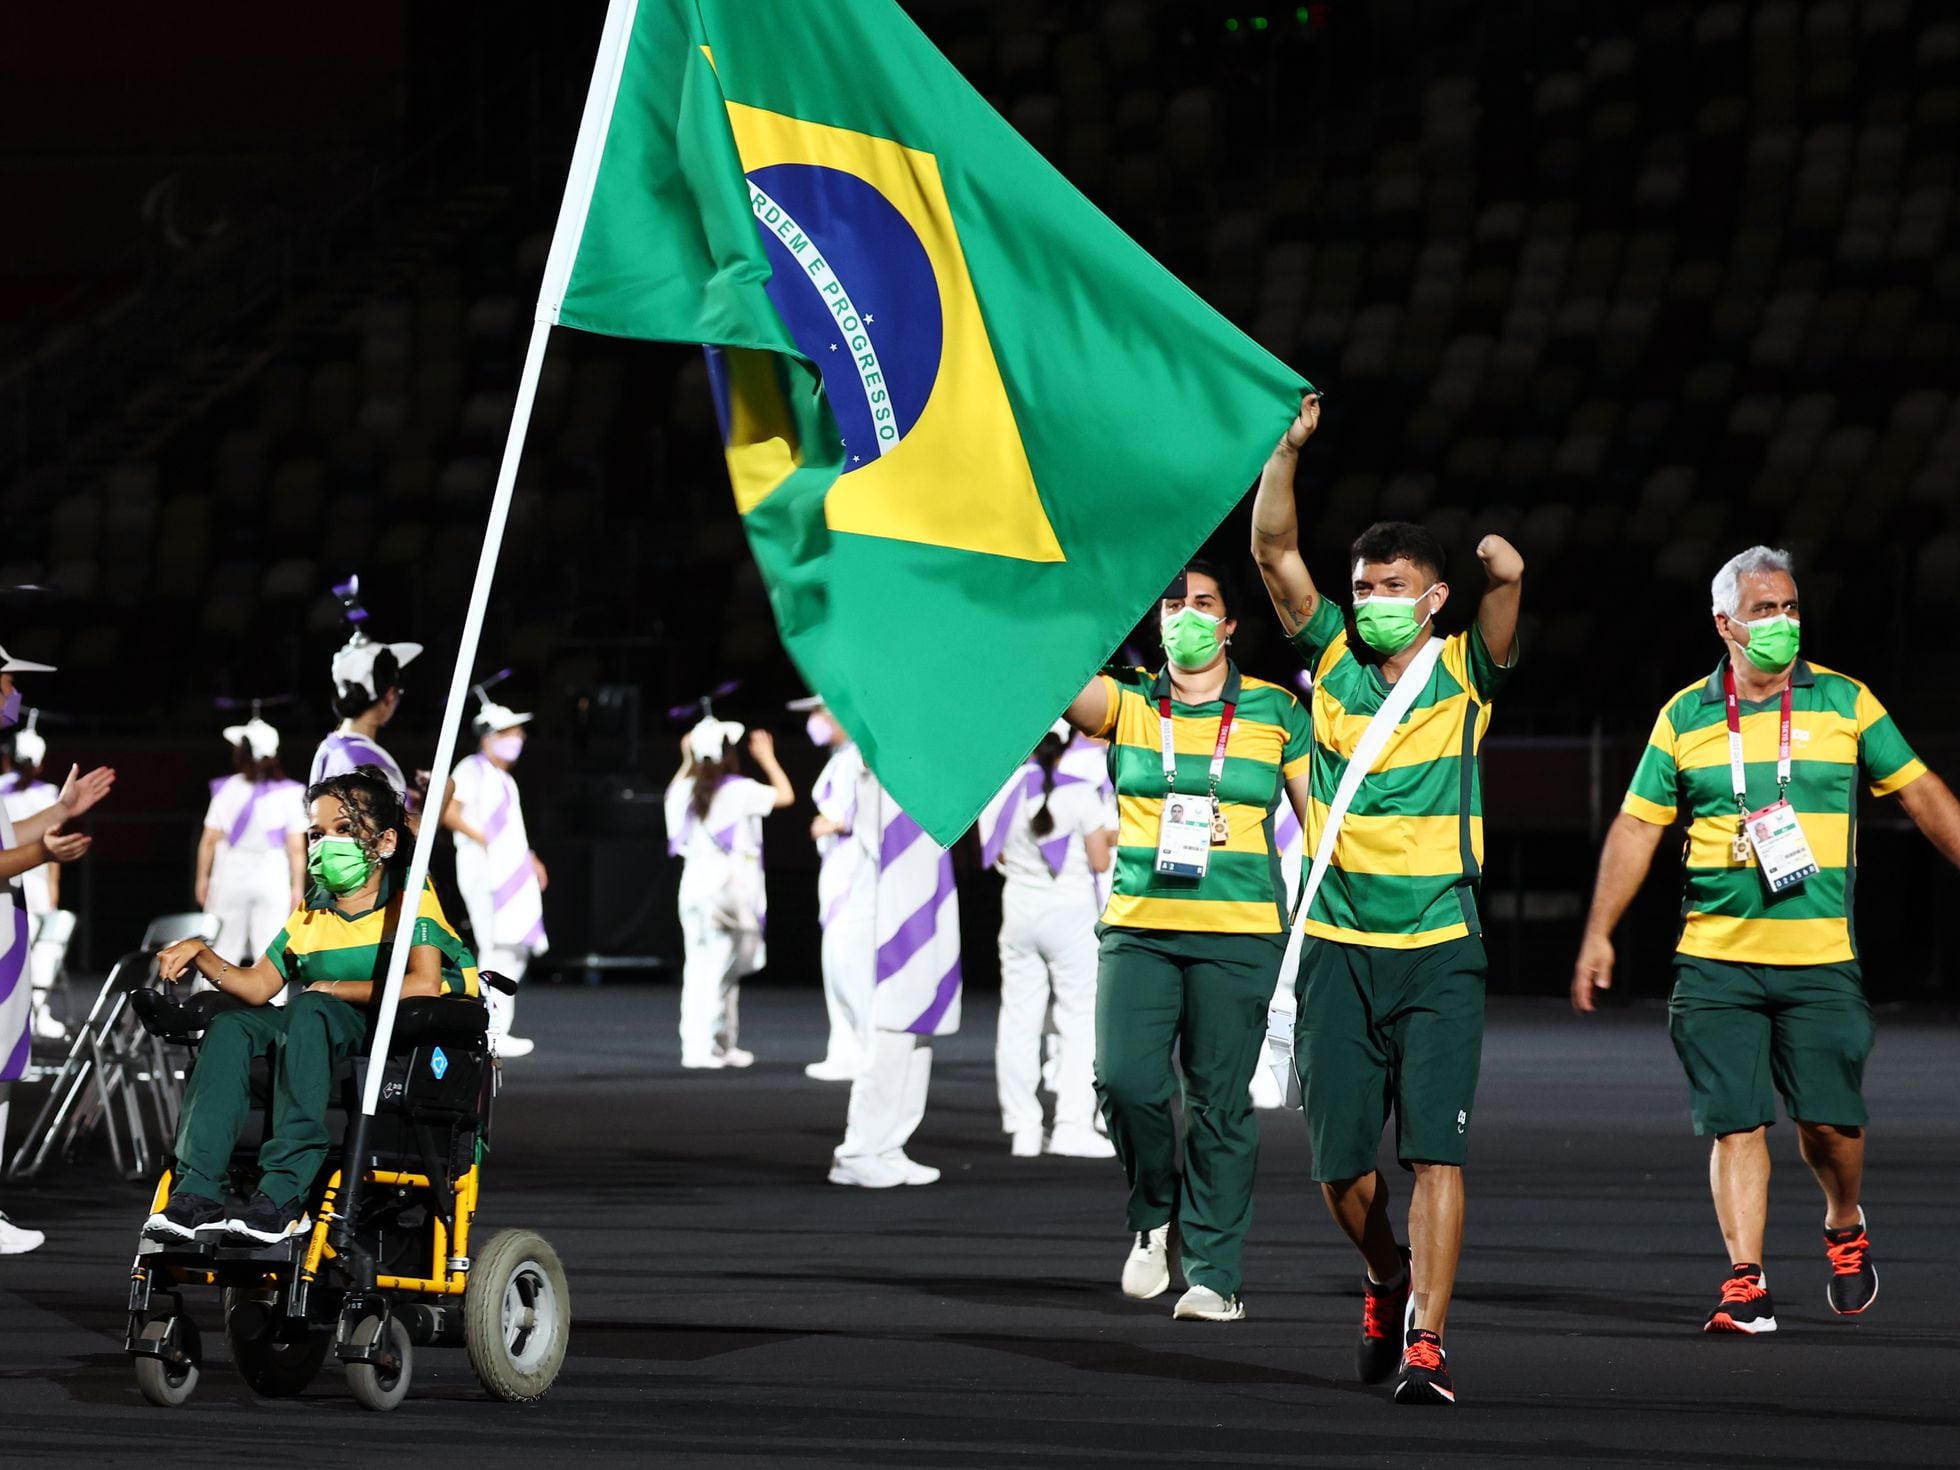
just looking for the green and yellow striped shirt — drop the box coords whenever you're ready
[1288,597,1516,949]
[1622,658,1925,966]
[1090,661,1312,934]
[267,874,481,997]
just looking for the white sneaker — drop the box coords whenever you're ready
[1009,1127,1043,1158]
[1046,1123,1116,1159]
[681,1053,727,1070]
[804,1059,860,1082]
[827,1153,908,1188]
[32,1007,68,1042]
[492,1034,535,1059]
[1172,1284,1245,1322]
[1121,1224,1172,1299]
[718,1047,756,1069]
[0,1211,46,1255]
[886,1151,940,1185]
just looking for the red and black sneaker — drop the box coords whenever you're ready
[1392,1328,1456,1405]
[1704,1263,1778,1334]
[1357,1250,1413,1384]
[1825,1209,1878,1316]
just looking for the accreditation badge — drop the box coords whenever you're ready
[1743,798,1819,895]
[1154,797,1215,879]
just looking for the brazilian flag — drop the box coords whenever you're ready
[546,0,1309,844]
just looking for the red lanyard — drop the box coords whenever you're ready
[1159,696,1236,802]
[1722,664,1792,815]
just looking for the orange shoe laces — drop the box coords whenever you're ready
[1827,1231,1870,1276]
[1404,1337,1445,1372]
[1718,1273,1766,1305]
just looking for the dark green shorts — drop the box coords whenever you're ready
[1294,934,1487,1182]
[1667,955,1873,1136]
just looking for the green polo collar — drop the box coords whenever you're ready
[1698,656,1817,705]
[304,866,399,918]
[1149,660,1243,707]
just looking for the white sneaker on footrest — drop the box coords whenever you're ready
[492,1034,534,1059]
[1172,1284,1245,1322]
[1121,1223,1172,1299]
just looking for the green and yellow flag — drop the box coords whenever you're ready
[543,0,1308,844]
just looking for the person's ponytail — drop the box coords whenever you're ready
[1029,732,1065,837]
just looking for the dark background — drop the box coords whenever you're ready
[4,0,1958,996]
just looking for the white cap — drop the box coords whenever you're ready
[224,717,280,760]
[13,727,46,767]
[688,715,746,763]
[0,644,54,674]
[786,694,825,712]
[330,629,422,702]
[473,700,534,735]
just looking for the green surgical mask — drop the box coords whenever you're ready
[1161,606,1224,670]
[308,836,373,896]
[1352,586,1436,656]
[1732,613,1801,673]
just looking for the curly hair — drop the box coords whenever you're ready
[305,764,410,871]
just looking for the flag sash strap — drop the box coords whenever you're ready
[1288,635,1444,932]
[358,0,643,1118]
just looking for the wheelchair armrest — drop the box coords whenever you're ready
[129,986,251,1044]
[389,995,489,1052]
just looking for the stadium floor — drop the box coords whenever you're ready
[4,983,1956,1468]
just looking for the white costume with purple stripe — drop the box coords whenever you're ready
[0,806,31,1083]
[835,778,962,1168]
[664,773,776,1064]
[811,743,874,1075]
[978,760,1112,1139]
[201,775,306,966]
[310,728,406,793]
[451,754,549,1036]
[2,776,66,1004]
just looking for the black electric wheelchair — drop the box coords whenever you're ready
[122,973,570,1410]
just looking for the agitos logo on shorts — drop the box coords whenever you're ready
[725,102,1064,565]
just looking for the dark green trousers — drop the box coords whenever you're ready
[1093,926,1286,1298]
[172,990,369,1207]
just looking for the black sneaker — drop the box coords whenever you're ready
[226,1191,310,1245]
[1357,1250,1413,1384]
[1392,1327,1456,1404]
[1825,1211,1878,1316]
[143,1190,228,1242]
[1704,1262,1778,1334]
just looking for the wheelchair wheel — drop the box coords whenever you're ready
[223,1288,332,1398]
[345,1314,414,1412]
[134,1317,202,1408]
[464,1228,571,1402]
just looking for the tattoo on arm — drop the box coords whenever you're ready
[1280,593,1316,635]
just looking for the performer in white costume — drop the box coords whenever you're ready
[793,695,874,1082]
[311,608,421,799]
[828,776,963,1189]
[196,717,306,973]
[2,712,70,1040]
[0,645,115,1254]
[442,697,549,1058]
[664,716,793,1069]
[978,719,1117,1160]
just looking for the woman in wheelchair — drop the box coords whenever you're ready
[143,765,478,1247]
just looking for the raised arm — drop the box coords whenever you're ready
[1570,812,1669,1013]
[748,730,795,810]
[1474,534,1524,666]
[1250,392,1324,636]
[1895,770,1960,868]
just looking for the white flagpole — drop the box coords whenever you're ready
[353,0,644,1123]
